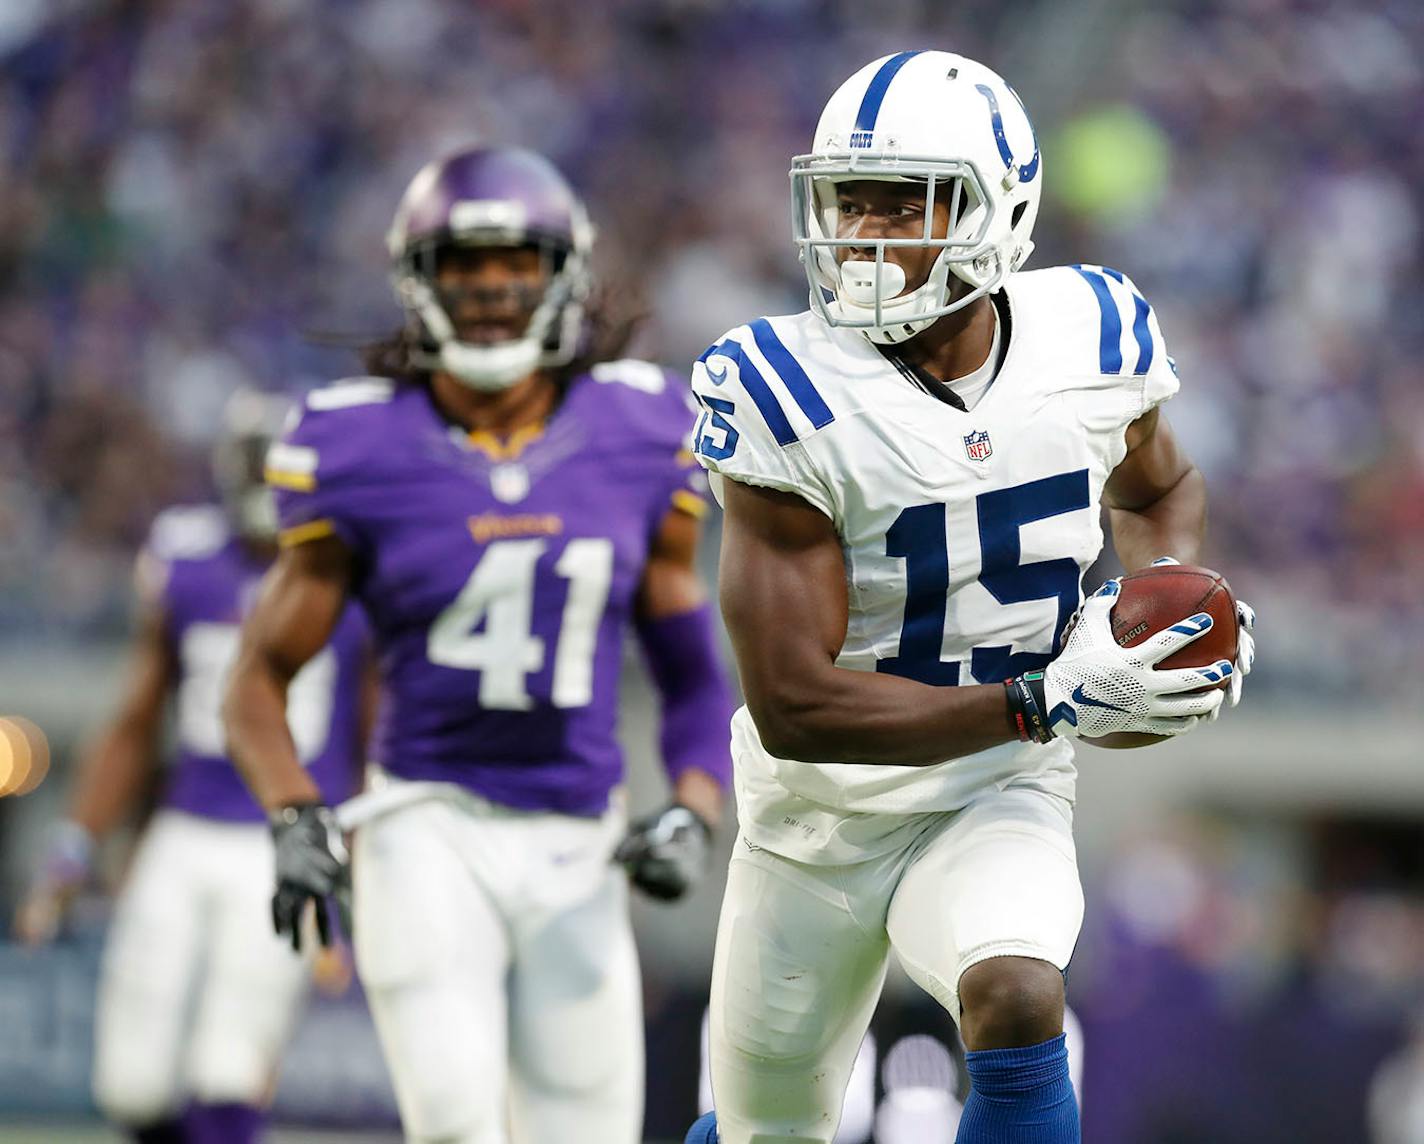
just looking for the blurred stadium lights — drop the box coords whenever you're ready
[0,717,50,798]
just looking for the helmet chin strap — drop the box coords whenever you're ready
[437,338,542,392]
[400,275,553,392]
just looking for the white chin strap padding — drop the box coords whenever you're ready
[400,273,542,392]
[439,338,542,392]
[839,259,906,306]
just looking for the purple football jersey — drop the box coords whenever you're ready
[143,505,368,822]
[267,364,706,815]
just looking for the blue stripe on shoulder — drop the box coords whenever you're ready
[1128,292,1153,375]
[700,338,797,446]
[749,319,835,432]
[1099,267,1155,375]
[1072,266,1123,374]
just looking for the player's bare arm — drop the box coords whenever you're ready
[719,478,1016,766]
[635,504,726,828]
[1104,406,1207,571]
[1105,405,1256,707]
[223,533,352,811]
[13,601,175,945]
[66,601,176,836]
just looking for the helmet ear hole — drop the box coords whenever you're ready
[1011,201,1028,228]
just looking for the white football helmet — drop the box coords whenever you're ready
[792,51,1042,344]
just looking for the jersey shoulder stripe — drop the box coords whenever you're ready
[264,442,319,491]
[1098,267,1155,376]
[1071,264,1155,377]
[273,376,403,496]
[1071,265,1124,374]
[748,318,835,432]
[588,358,668,395]
[699,337,798,446]
[146,504,229,562]
[306,377,395,411]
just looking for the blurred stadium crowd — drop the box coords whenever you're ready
[0,0,1420,691]
[3,2,1423,1140]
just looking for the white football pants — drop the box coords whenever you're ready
[351,780,642,1144]
[707,786,1083,1144]
[92,810,309,1125]
[699,1011,878,1144]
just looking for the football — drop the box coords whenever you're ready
[1084,563,1239,749]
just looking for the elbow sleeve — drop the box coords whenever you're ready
[635,604,735,789]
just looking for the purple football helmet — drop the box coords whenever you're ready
[386,146,594,391]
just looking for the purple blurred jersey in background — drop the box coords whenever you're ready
[144,504,369,822]
[271,366,705,816]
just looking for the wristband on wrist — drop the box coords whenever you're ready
[43,820,95,886]
[1004,671,1054,745]
[269,802,326,831]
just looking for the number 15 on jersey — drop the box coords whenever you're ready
[879,469,1089,687]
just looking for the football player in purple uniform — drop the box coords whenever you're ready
[223,146,734,1143]
[14,391,370,1144]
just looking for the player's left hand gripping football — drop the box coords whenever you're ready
[1144,557,1255,713]
[614,802,712,902]
[270,802,350,951]
[1016,579,1232,742]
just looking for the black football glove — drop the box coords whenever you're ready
[270,803,350,952]
[614,803,712,902]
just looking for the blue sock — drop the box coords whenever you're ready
[957,1034,1079,1143]
[684,1110,720,1143]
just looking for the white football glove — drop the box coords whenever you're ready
[1145,557,1256,712]
[1025,579,1233,741]
[1229,599,1255,708]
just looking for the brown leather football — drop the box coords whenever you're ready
[1085,563,1239,749]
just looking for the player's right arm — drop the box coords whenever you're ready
[223,534,352,811]
[226,381,384,949]
[720,479,1229,761]
[719,477,1018,766]
[226,379,380,810]
[223,533,354,951]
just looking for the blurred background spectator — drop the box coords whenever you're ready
[2,0,1421,1140]
[2,0,1419,689]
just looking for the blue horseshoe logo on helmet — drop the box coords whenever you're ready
[974,83,1040,184]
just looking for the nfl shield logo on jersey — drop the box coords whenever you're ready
[491,462,531,504]
[963,429,993,462]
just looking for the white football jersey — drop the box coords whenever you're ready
[691,264,1181,862]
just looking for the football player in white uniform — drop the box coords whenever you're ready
[682,51,1256,1144]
